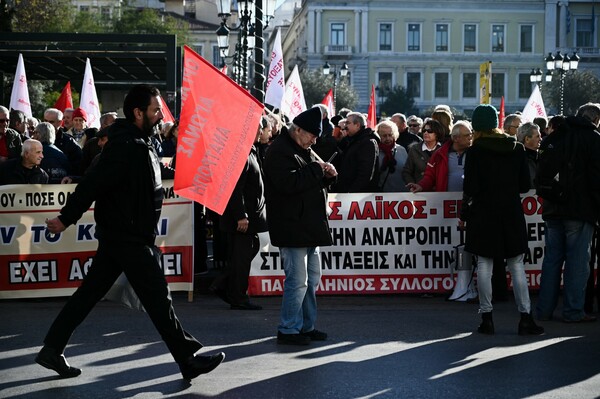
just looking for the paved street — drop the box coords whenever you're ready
[1,292,599,399]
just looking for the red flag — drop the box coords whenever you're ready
[159,95,175,124]
[220,64,228,75]
[320,89,334,117]
[498,96,505,129]
[367,84,377,128]
[174,46,263,215]
[53,81,73,112]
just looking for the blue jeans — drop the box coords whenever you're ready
[278,247,321,334]
[536,219,594,321]
[477,254,531,314]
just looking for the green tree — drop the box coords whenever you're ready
[543,70,600,115]
[299,69,358,113]
[380,85,416,118]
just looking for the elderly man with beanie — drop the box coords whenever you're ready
[67,107,88,147]
[461,104,544,336]
[263,106,338,345]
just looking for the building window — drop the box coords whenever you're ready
[331,23,346,46]
[518,73,531,99]
[407,72,421,97]
[377,72,393,103]
[192,44,203,57]
[463,73,477,98]
[576,18,594,47]
[379,23,392,51]
[434,72,449,98]
[101,6,111,19]
[520,25,533,52]
[436,24,449,51]
[464,24,476,52]
[79,5,89,12]
[212,45,221,67]
[491,72,505,98]
[408,24,420,51]
[492,25,505,52]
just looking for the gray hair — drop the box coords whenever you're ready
[517,122,540,144]
[576,102,600,125]
[503,114,522,131]
[347,112,367,128]
[450,120,473,138]
[21,138,42,156]
[407,115,423,126]
[35,122,56,145]
[392,113,406,122]
[0,105,9,115]
[100,112,118,127]
[44,108,63,121]
[376,119,399,140]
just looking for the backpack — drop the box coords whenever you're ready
[534,129,576,203]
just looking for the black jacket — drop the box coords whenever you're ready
[58,119,166,245]
[220,145,268,234]
[263,130,334,248]
[541,116,600,224]
[463,133,530,258]
[1,128,23,160]
[55,128,83,177]
[41,143,70,183]
[0,157,48,184]
[333,128,379,192]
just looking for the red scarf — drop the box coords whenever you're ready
[379,142,395,166]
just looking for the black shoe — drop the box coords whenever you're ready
[209,286,231,305]
[277,331,310,345]
[230,302,262,310]
[301,329,327,341]
[518,312,545,335]
[35,346,81,378]
[179,352,225,381]
[477,312,495,335]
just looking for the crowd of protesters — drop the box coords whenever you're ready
[2,90,600,380]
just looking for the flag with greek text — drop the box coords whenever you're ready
[9,54,32,117]
[280,65,306,120]
[522,85,546,122]
[264,29,285,109]
[174,46,263,215]
[80,58,101,129]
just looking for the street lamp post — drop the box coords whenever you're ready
[544,51,580,115]
[215,0,277,103]
[322,62,349,112]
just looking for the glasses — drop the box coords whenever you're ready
[422,128,434,133]
[0,119,9,123]
[408,124,420,128]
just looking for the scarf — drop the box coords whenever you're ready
[379,142,395,167]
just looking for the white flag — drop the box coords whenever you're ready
[522,84,547,122]
[10,54,32,117]
[264,29,285,109]
[80,58,101,129]
[280,65,306,120]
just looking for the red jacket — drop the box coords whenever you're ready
[418,140,452,192]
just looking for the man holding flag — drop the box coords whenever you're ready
[37,84,225,381]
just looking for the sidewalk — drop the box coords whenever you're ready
[1,292,599,399]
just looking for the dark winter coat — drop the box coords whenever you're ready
[0,157,48,185]
[540,116,600,224]
[263,129,334,248]
[55,128,83,177]
[41,143,70,183]
[463,133,530,258]
[220,145,268,234]
[58,118,169,245]
[1,128,23,160]
[333,128,379,192]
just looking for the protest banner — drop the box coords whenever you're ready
[0,182,194,299]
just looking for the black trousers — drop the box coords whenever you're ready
[212,232,260,305]
[43,240,202,363]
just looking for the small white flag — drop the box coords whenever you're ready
[10,54,32,117]
[280,65,306,120]
[264,29,285,110]
[80,58,101,129]
[522,84,547,123]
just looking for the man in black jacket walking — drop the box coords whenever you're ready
[36,85,224,381]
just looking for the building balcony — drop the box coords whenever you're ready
[323,45,353,56]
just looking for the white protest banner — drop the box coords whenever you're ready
[264,29,285,109]
[80,58,101,129]
[280,65,306,120]
[249,192,546,295]
[9,54,32,117]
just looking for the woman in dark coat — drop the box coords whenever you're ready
[462,104,543,336]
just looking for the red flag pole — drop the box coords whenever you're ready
[498,96,505,129]
[367,84,377,129]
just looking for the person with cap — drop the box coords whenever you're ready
[263,106,338,345]
[332,111,379,193]
[460,104,544,336]
[67,107,89,148]
[37,84,224,381]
